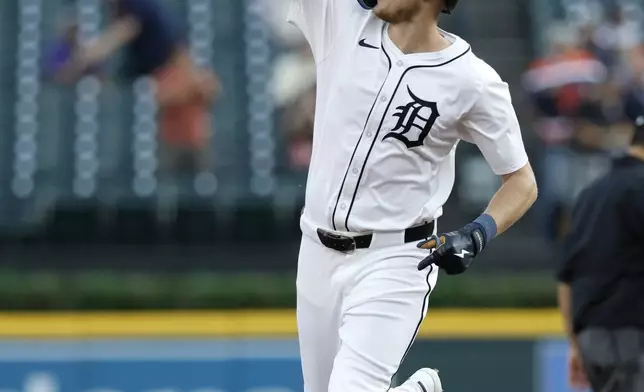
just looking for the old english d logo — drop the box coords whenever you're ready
[383,86,440,148]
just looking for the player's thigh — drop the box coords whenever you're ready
[298,292,342,392]
[297,235,344,392]
[329,248,438,392]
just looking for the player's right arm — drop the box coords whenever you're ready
[417,59,537,274]
[287,0,362,62]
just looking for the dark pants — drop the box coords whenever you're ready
[578,329,644,392]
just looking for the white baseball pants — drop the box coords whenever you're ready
[296,218,439,392]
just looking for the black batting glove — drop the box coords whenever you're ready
[416,223,486,275]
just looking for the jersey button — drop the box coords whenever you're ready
[366,132,373,138]
[340,203,347,210]
[380,96,387,102]
[352,168,359,175]
[396,60,403,67]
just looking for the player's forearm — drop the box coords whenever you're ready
[484,163,537,236]
[557,282,578,347]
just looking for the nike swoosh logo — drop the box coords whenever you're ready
[358,39,379,49]
[454,249,471,259]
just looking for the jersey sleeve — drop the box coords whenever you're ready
[287,0,360,61]
[459,61,529,176]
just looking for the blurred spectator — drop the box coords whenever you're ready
[590,3,641,68]
[272,42,316,170]
[576,77,633,149]
[523,23,607,240]
[524,0,644,242]
[524,24,607,138]
[264,0,316,171]
[57,0,221,177]
[261,0,307,49]
[43,10,104,83]
[624,44,644,122]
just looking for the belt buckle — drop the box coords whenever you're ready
[318,229,356,254]
[338,234,357,254]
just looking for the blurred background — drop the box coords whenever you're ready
[0,0,642,391]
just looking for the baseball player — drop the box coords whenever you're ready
[288,0,538,392]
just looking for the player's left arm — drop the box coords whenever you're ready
[484,163,537,235]
[466,65,538,232]
[418,61,537,274]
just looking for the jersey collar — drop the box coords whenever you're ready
[381,25,470,64]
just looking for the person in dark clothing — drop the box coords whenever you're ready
[59,0,220,173]
[557,116,644,392]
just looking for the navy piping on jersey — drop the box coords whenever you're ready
[344,46,472,232]
[389,265,434,388]
[331,44,392,231]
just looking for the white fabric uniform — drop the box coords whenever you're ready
[288,1,529,392]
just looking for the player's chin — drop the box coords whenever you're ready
[372,6,396,23]
[372,2,407,23]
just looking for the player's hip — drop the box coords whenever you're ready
[301,199,441,235]
[299,212,437,253]
[296,224,439,308]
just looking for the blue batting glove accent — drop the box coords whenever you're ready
[472,213,497,247]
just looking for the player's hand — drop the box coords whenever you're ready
[416,225,484,274]
[568,344,589,389]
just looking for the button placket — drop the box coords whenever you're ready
[350,65,400,178]
[333,59,400,230]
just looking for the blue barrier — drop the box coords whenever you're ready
[0,340,303,392]
[535,339,590,392]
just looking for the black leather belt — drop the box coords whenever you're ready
[316,221,435,253]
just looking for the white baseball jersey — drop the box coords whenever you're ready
[288,0,528,234]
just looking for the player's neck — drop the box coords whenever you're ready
[387,17,450,55]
